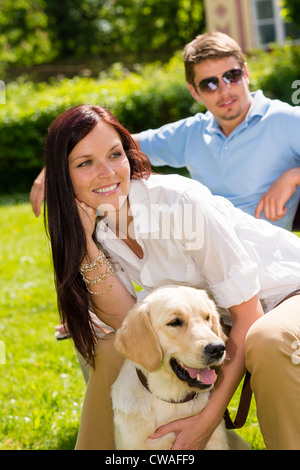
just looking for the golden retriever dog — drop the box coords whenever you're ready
[112,285,250,450]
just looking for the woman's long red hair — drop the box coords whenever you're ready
[44,105,152,365]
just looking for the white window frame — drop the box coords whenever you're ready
[251,0,285,47]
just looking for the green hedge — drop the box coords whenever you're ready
[248,43,300,103]
[0,44,299,193]
[0,56,198,193]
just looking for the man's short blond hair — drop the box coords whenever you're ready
[183,32,246,84]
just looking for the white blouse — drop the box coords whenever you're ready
[96,174,300,322]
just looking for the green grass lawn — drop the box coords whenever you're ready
[0,195,86,450]
[0,195,268,450]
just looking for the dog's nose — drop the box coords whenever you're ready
[204,342,226,360]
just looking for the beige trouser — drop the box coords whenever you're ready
[75,332,123,450]
[75,296,300,450]
[245,294,300,450]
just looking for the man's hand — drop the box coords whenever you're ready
[255,168,300,222]
[30,168,45,217]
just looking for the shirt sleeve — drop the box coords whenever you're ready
[178,188,261,308]
[286,106,300,164]
[139,117,195,168]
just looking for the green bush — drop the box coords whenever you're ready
[248,43,300,103]
[0,45,299,193]
[0,56,198,193]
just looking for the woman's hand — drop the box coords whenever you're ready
[75,198,97,241]
[151,411,215,450]
[74,198,136,330]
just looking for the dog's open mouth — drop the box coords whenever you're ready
[170,358,217,390]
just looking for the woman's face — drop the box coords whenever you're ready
[68,121,131,214]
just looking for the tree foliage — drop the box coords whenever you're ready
[281,0,300,28]
[0,0,205,65]
[0,0,54,65]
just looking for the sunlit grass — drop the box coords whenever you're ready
[0,195,85,450]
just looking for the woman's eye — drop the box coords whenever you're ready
[78,160,92,168]
[110,151,122,159]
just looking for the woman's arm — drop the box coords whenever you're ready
[151,295,264,450]
[77,199,136,330]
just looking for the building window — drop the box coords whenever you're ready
[251,0,300,46]
[251,0,282,45]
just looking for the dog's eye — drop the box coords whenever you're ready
[167,318,183,327]
[205,314,211,321]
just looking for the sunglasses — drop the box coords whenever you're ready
[195,68,244,94]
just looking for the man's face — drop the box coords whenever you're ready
[187,56,252,136]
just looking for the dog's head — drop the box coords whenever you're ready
[114,286,226,391]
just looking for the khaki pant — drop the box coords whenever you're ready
[75,296,300,450]
[75,333,123,450]
[245,295,300,450]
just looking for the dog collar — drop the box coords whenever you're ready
[136,368,198,404]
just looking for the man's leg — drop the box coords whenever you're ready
[245,295,300,449]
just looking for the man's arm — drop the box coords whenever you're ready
[255,167,300,222]
[132,133,141,149]
[30,168,46,217]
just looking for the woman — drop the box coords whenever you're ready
[45,105,300,450]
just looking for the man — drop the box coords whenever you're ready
[31,32,300,230]
[133,32,300,231]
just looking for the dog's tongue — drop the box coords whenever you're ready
[186,366,216,385]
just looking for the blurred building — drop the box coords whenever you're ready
[204,0,300,51]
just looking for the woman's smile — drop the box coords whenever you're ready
[93,183,120,195]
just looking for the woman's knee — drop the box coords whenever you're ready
[245,313,299,372]
[95,331,116,356]
[245,317,269,371]
[94,331,124,375]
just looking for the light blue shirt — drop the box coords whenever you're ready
[139,91,300,230]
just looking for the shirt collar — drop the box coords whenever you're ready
[247,90,270,119]
[128,179,160,236]
[206,90,270,135]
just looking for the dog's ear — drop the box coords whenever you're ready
[114,302,163,372]
[208,299,228,343]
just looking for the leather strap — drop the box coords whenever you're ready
[136,368,198,404]
[224,288,300,429]
[273,288,300,308]
[223,371,252,429]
